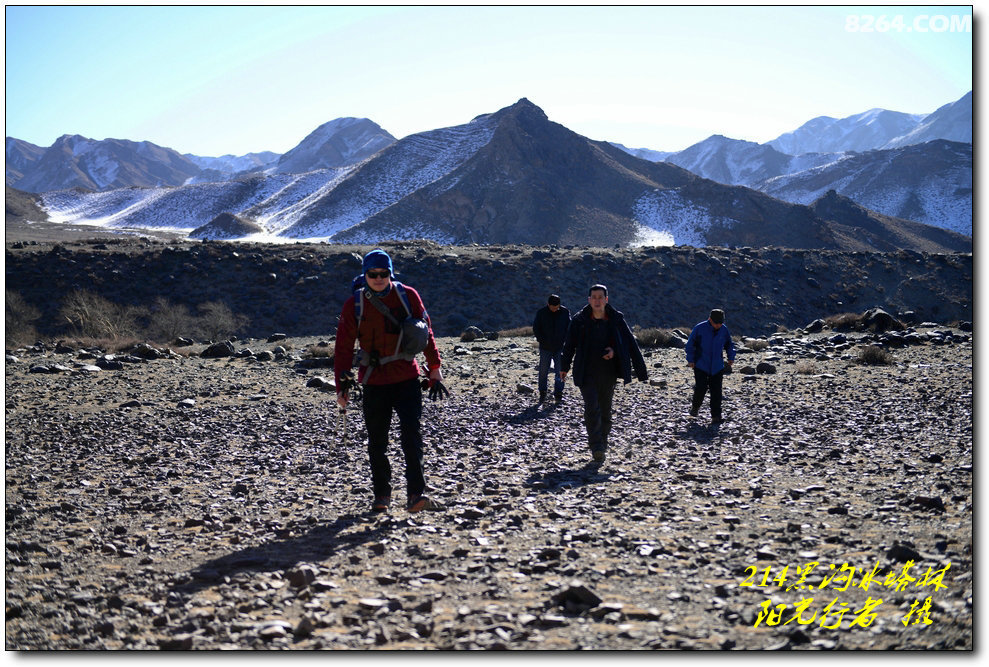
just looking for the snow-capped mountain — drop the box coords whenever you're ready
[767,108,924,155]
[758,140,972,237]
[273,118,395,175]
[608,142,673,163]
[5,138,46,185]
[6,118,395,193]
[9,135,203,193]
[184,151,280,178]
[35,99,970,253]
[611,91,971,234]
[664,135,840,188]
[884,91,972,149]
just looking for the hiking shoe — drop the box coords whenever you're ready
[538,392,547,403]
[371,496,391,512]
[406,495,433,513]
[554,393,563,404]
[688,407,699,418]
[592,450,605,463]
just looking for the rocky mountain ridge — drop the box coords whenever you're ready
[618,92,971,234]
[19,99,971,252]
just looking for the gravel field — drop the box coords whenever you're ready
[4,325,973,650]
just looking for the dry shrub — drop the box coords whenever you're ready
[6,290,41,347]
[826,312,862,331]
[634,327,676,348]
[498,326,533,338]
[748,339,770,352]
[795,360,816,375]
[196,301,249,341]
[147,297,195,343]
[857,345,893,366]
[59,290,144,339]
[304,343,334,358]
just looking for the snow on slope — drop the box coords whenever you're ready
[282,115,498,239]
[39,169,349,235]
[34,114,496,241]
[185,152,278,175]
[632,189,736,247]
[245,168,354,235]
[759,144,972,236]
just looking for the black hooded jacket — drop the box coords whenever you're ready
[533,304,571,351]
[560,303,648,388]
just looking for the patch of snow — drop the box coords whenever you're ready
[629,225,674,247]
[632,189,736,247]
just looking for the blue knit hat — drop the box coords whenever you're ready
[362,248,393,275]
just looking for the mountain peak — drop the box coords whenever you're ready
[274,117,396,174]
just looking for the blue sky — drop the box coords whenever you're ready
[5,4,973,157]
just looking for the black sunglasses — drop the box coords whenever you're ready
[366,270,390,279]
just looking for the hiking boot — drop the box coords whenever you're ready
[554,393,563,404]
[592,450,606,463]
[538,391,547,403]
[406,495,434,513]
[688,406,699,418]
[371,496,391,512]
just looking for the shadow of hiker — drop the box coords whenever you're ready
[674,420,725,443]
[505,402,559,425]
[171,510,400,598]
[523,461,612,494]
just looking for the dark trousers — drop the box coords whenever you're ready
[692,368,725,419]
[362,377,425,498]
[538,348,565,397]
[579,375,616,452]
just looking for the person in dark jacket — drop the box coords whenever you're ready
[560,284,648,462]
[334,249,446,514]
[685,308,736,424]
[532,294,571,404]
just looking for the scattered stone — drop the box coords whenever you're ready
[201,341,235,358]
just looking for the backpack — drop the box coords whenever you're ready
[352,278,430,381]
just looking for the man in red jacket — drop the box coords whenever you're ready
[334,249,445,513]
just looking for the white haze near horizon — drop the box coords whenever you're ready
[4,5,973,157]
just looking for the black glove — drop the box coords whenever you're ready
[428,380,450,401]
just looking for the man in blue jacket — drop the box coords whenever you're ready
[685,309,735,424]
[560,284,648,462]
[532,294,571,404]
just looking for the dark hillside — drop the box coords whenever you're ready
[4,238,972,342]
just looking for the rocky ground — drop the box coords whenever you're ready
[5,323,973,650]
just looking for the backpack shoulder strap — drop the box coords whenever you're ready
[391,281,413,317]
[354,286,365,323]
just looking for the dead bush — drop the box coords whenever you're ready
[195,301,249,341]
[59,290,144,339]
[826,312,862,331]
[498,326,533,338]
[634,326,678,348]
[147,297,196,343]
[5,290,41,347]
[857,345,894,366]
[795,360,817,375]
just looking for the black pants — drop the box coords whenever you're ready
[362,377,425,498]
[579,375,617,452]
[691,368,725,419]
